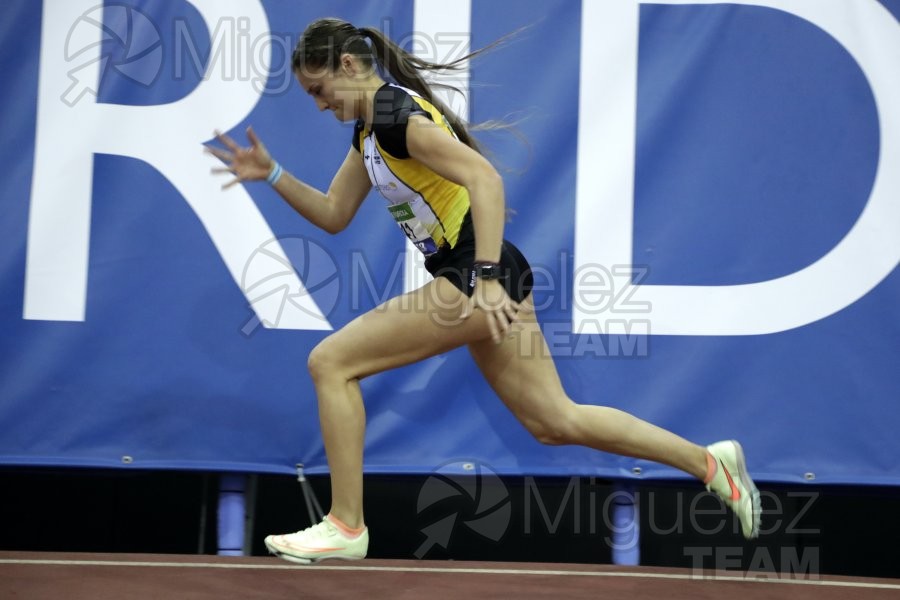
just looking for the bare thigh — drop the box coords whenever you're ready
[311,276,495,380]
[467,296,574,432]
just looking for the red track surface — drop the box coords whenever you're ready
[2,552,899,599]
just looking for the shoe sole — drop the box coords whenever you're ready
[730,440,762,539]
[265,539,365,565]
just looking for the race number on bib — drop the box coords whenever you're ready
[388,202,439,255]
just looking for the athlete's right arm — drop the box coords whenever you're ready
[271,147,372,234]
[206,127,371,234]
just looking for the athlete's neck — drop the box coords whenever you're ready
[359,76,388,128]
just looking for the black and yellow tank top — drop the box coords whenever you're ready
[352,83,471,256]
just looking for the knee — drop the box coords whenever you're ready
[523,403,579,446]
[530,422,570,446]
[307,337,347,384]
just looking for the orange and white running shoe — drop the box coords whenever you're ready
[705,440,761,539]
[265,516,368,564]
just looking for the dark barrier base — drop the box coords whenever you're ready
[0,468,898,579]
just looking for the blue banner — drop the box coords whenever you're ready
[2,0,899,485]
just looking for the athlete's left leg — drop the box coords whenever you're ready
[467,295,710,479]
[306,277,494,530]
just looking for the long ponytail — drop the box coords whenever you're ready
[293,18,512,156]
[356,26,482,152]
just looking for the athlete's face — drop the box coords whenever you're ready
[295,58,362,123]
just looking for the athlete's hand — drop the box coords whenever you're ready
[205,127,273,189]
[463,278,520,344]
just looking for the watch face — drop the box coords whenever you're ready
[476,263,502,280]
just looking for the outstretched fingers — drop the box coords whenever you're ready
[246,126,263,148]
[221,175,243,190]
[205,126,273,190]
[205,130,244,189]
[204,145,233,163]
[215,129,241,152]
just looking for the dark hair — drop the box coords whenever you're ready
[293,18,505,154]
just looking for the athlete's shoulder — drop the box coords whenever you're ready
[370,84,435,158]
[371,84,432,129]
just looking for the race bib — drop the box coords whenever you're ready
[388,202,439,255]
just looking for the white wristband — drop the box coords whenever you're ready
[266,161,284,185]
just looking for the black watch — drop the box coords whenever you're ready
[473,261,503,281]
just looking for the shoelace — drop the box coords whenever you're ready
[293,518,337,538]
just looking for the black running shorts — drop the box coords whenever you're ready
[423,211,534,303]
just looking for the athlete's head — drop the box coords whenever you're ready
[292,18,483,151]
[291,18,374,123]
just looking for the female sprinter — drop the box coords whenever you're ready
[206,18,760,563]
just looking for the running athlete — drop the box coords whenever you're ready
[206,18,761,563]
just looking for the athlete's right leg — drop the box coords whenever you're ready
[467,297,760,538]
[467,296,710,477]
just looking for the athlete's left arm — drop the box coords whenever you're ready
[405,115,504,264]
